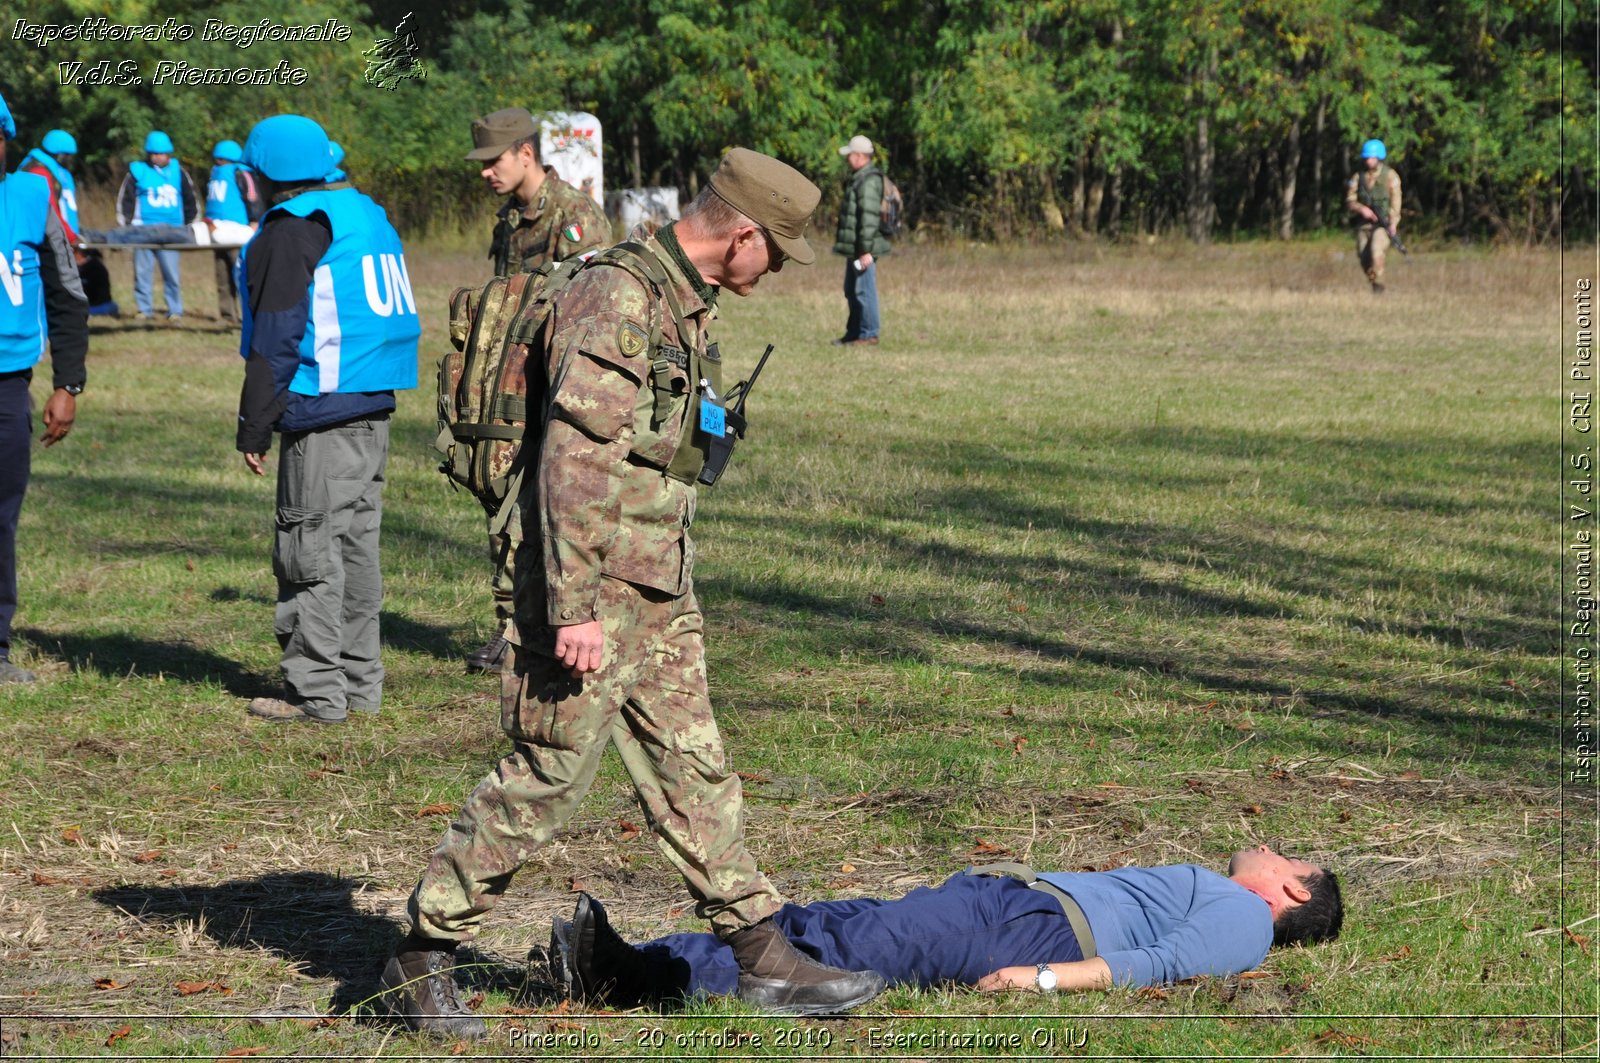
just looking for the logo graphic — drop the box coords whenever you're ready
[363,12,426,90]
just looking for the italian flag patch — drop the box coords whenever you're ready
[563,223,583,242]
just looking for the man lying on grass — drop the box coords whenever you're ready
[551,846,1343,1007]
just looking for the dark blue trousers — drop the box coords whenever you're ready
[640,873,1082,996]
[0,374,34,659]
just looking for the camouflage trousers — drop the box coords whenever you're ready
[1355,224,1391,288]
[485,496,519,639]
[408,575,785,940]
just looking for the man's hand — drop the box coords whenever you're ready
[857,253,874,270]
[975,966,1038,992]
[554,619,604,676]
[976,958,1113,993]
[242,452,267,476]
[41,389,75,447]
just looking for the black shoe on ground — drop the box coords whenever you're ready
[377,933,487,1039]
[726,918,885,1016]
[464,634,508,673]
[549,915,578,999]
[569,892,659,1006]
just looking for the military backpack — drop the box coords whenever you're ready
[434,246,677,531]
[436,261,583,530]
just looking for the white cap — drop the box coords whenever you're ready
[838,134,875,157]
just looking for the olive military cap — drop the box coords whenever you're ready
[466,107,539,162]
[708,147,821,265]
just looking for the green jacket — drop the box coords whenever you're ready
[832,165,891,259]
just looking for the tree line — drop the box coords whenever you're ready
[5,0,1591,243]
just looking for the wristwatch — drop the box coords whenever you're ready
[59,383,83,395]
[1034,963,1057,992]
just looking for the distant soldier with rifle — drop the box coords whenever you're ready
[458,106,611,675]
[1345,138,1405,294]
[380,148,886,1038]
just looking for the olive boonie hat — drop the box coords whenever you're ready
[466,107,538,161]
[708,147,821,265]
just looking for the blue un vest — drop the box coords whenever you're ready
[0,172,52,371]
[206,162,249,224]
[22,149,78,233]
[129,159,183,225]
[239,187,419,396]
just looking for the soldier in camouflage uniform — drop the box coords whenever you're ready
[1345,138,1403,293]
[461,108,612,674]
[380,149,886,1038]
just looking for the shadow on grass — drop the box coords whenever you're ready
[92,872,536,1017]
[24,629,276,698]
[379,610,466,660]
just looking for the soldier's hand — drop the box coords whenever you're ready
[41,389,76,447]
[243,452,267,476]
[554,619,604,676]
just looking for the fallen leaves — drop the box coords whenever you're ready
[970,838,1012,858]
[1565,928,1593,955]
[415,803,454,818]
[840,862,857,874]
[132,850,162,864]
[1378,945,1412,963]
[615,820,642,842]
[175,981,233,997]
[94,977,132,991]
[61,827,83,844]
[218,1047,268,1059]
[105,1025,131,1047]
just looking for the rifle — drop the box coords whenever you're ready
[697,344,774,486]
[1374,210,1408,255]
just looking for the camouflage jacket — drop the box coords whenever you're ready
[1345,164,1402,226]
[533,233,712,626]
[491,168,610,276]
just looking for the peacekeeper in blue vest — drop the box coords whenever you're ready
[115,130,198,321]
[19,129,80,246]
[205,139,264,324]
[234,114,419,725]
[0,93,89,684]
[554,845,1344,1006]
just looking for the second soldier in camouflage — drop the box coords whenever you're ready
[461,107,612,674]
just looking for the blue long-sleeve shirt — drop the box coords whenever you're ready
[1038,865,1273,987]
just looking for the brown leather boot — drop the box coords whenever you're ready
[725,918,885,1015]
[377,933,487,1039]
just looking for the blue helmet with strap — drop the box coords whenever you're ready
[42,129,77,155]
[243,114,331,182]
[1361,139,1387,160]
[0,92,15,139]
[328,141,345,167]
[144,130,174,154]
[213,139,243,162]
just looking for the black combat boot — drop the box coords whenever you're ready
[464,634,508,673]
[378,933,488,1039]
[725,918,886,1015]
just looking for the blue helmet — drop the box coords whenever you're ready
[1361,139,1387,160]
[213,139,243,162]
[0,92,15,139]
[328,141,345,167]
[243,114,331,182]
[42,129,77,155]
[144,130,174,154]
